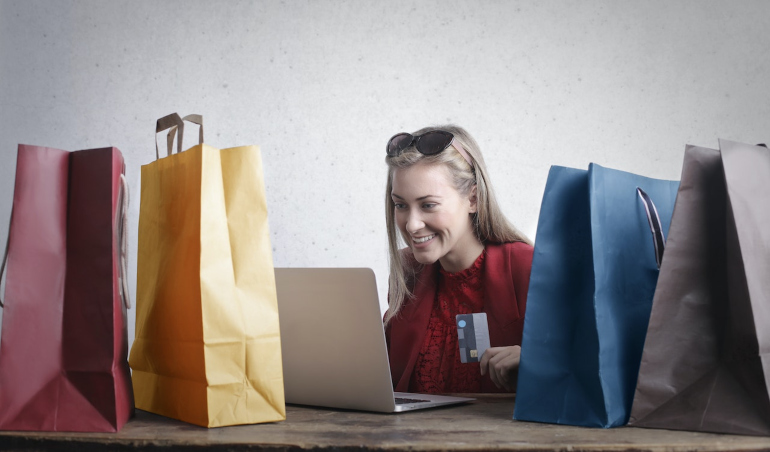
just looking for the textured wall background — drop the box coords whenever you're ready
[1,0,769,350]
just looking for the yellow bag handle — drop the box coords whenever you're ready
[165,114,204,155]
[182,114,204,145]
[155,113,184,160]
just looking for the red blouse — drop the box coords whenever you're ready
[410,251,486,394]
[386,241,534,393]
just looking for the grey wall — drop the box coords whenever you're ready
[1,0,769,350]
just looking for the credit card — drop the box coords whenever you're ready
[457,313,490,363]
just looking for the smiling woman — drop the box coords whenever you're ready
[383,125,533,394]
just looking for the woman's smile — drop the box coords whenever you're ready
[412,234,436,245]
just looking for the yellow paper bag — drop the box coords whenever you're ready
[129,114,285,427]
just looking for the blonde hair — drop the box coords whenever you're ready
[384,125,531,324]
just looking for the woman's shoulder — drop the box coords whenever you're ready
[485,242,534,296]
[485,241,534,279]
[486,241,534,260]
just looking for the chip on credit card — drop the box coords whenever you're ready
[456,313,490,363]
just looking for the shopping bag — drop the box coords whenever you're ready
[629,140,770,435]
[0,144,133,432]
[129,113,285,427]
[514,163,678,428]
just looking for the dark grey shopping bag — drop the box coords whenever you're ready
[629,140,770,436]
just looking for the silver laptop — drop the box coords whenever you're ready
[275,267,474,413]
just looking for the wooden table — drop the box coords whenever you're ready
[1,395,769,451]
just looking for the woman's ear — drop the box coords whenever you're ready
[469,185,478,213]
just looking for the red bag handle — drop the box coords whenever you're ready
[116,173,131,309]
[0,169,131,310]
[0,179,130,310]
[0,213,9,308]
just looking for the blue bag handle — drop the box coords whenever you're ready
[636,187,666,269]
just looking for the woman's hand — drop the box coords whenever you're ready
[479,346,521,392]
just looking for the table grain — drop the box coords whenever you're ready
[1,395,769,451]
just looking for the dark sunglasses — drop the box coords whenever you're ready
[386,131,472,166]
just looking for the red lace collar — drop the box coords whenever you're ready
[438,249,486,281]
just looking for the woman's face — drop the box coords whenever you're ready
[390,163,479,271]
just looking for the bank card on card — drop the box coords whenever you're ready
[456,313,490,363]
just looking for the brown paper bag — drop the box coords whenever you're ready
[128,114,285,427]
[628,140,770,435]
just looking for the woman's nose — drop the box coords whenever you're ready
[406,211,424,234]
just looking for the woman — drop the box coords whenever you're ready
[384,125,533,393]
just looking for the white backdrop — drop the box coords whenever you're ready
[1,0,769,351]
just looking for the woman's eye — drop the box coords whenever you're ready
[394,203,406,209]
[422,203,436,209]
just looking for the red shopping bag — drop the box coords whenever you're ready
[0,144,134,432]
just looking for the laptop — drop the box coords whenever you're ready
[274,267,474,413]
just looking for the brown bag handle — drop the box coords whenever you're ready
[116,173,131,309]
[182,114,204,144]
[165,114,204,155]
[155,113,184,160]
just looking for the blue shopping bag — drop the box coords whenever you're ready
[513,163,679,428]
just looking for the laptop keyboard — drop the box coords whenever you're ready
[395,397,431,405]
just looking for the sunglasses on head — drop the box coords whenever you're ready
[386,131,472,166]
